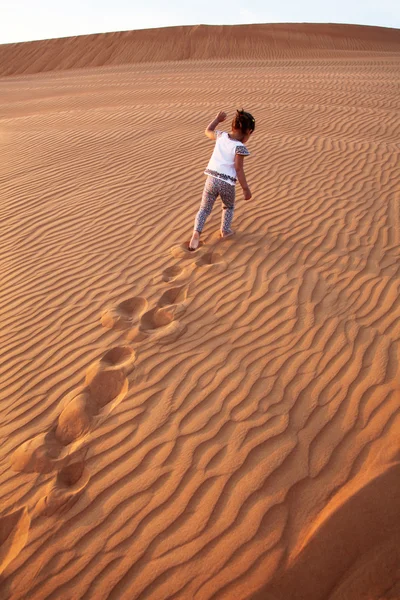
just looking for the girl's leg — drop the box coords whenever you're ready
[220,182,236,235]
[189,177,219,249]
[194,177,219,232]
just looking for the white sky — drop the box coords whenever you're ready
[1,0,399,44]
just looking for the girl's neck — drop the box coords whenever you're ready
[229,131,245,142]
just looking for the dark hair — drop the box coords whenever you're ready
[232,109,255,134]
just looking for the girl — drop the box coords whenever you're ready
[188,109,255,251]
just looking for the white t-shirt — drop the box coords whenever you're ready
[204,131,250,186]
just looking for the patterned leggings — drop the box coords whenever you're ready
[194,176,236,234]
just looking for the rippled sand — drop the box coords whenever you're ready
[1,23,400,600]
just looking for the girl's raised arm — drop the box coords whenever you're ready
[205,111,227,140]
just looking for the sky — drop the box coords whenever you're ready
[1,0,399,44]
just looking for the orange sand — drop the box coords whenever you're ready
[0,23,400,600]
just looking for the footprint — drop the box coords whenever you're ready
[139,306,177,331]
[79,346,134,416]
[55,391,98,446]
[54,366,129,447]
[195,251,225,268]
[11,432,64,474]
[101,296,147,330]
[0,507,31,575]
[34,457,90,518]
[157,285,188,308]
[162,265,184,283]
[85,365,128,408]
[100,345,136,375]
[13,360,130,471]
[133,303,187,344]
[134,281,189,342]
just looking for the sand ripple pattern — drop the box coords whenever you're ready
[1,24,400,76]
[1,38,400,600]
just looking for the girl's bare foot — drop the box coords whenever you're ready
[220,229,235,238]
[189,231,200,251]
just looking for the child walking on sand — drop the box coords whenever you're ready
[188,109,255,251]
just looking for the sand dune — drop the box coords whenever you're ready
[1,22,400,600]
[1,23,400,76]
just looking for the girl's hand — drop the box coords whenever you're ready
[216,111,227,122]
[243,187,252,201]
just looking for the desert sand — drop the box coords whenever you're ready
[0,23,400,600]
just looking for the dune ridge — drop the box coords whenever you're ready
[1,22,400,600]
[1,23,400,76]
